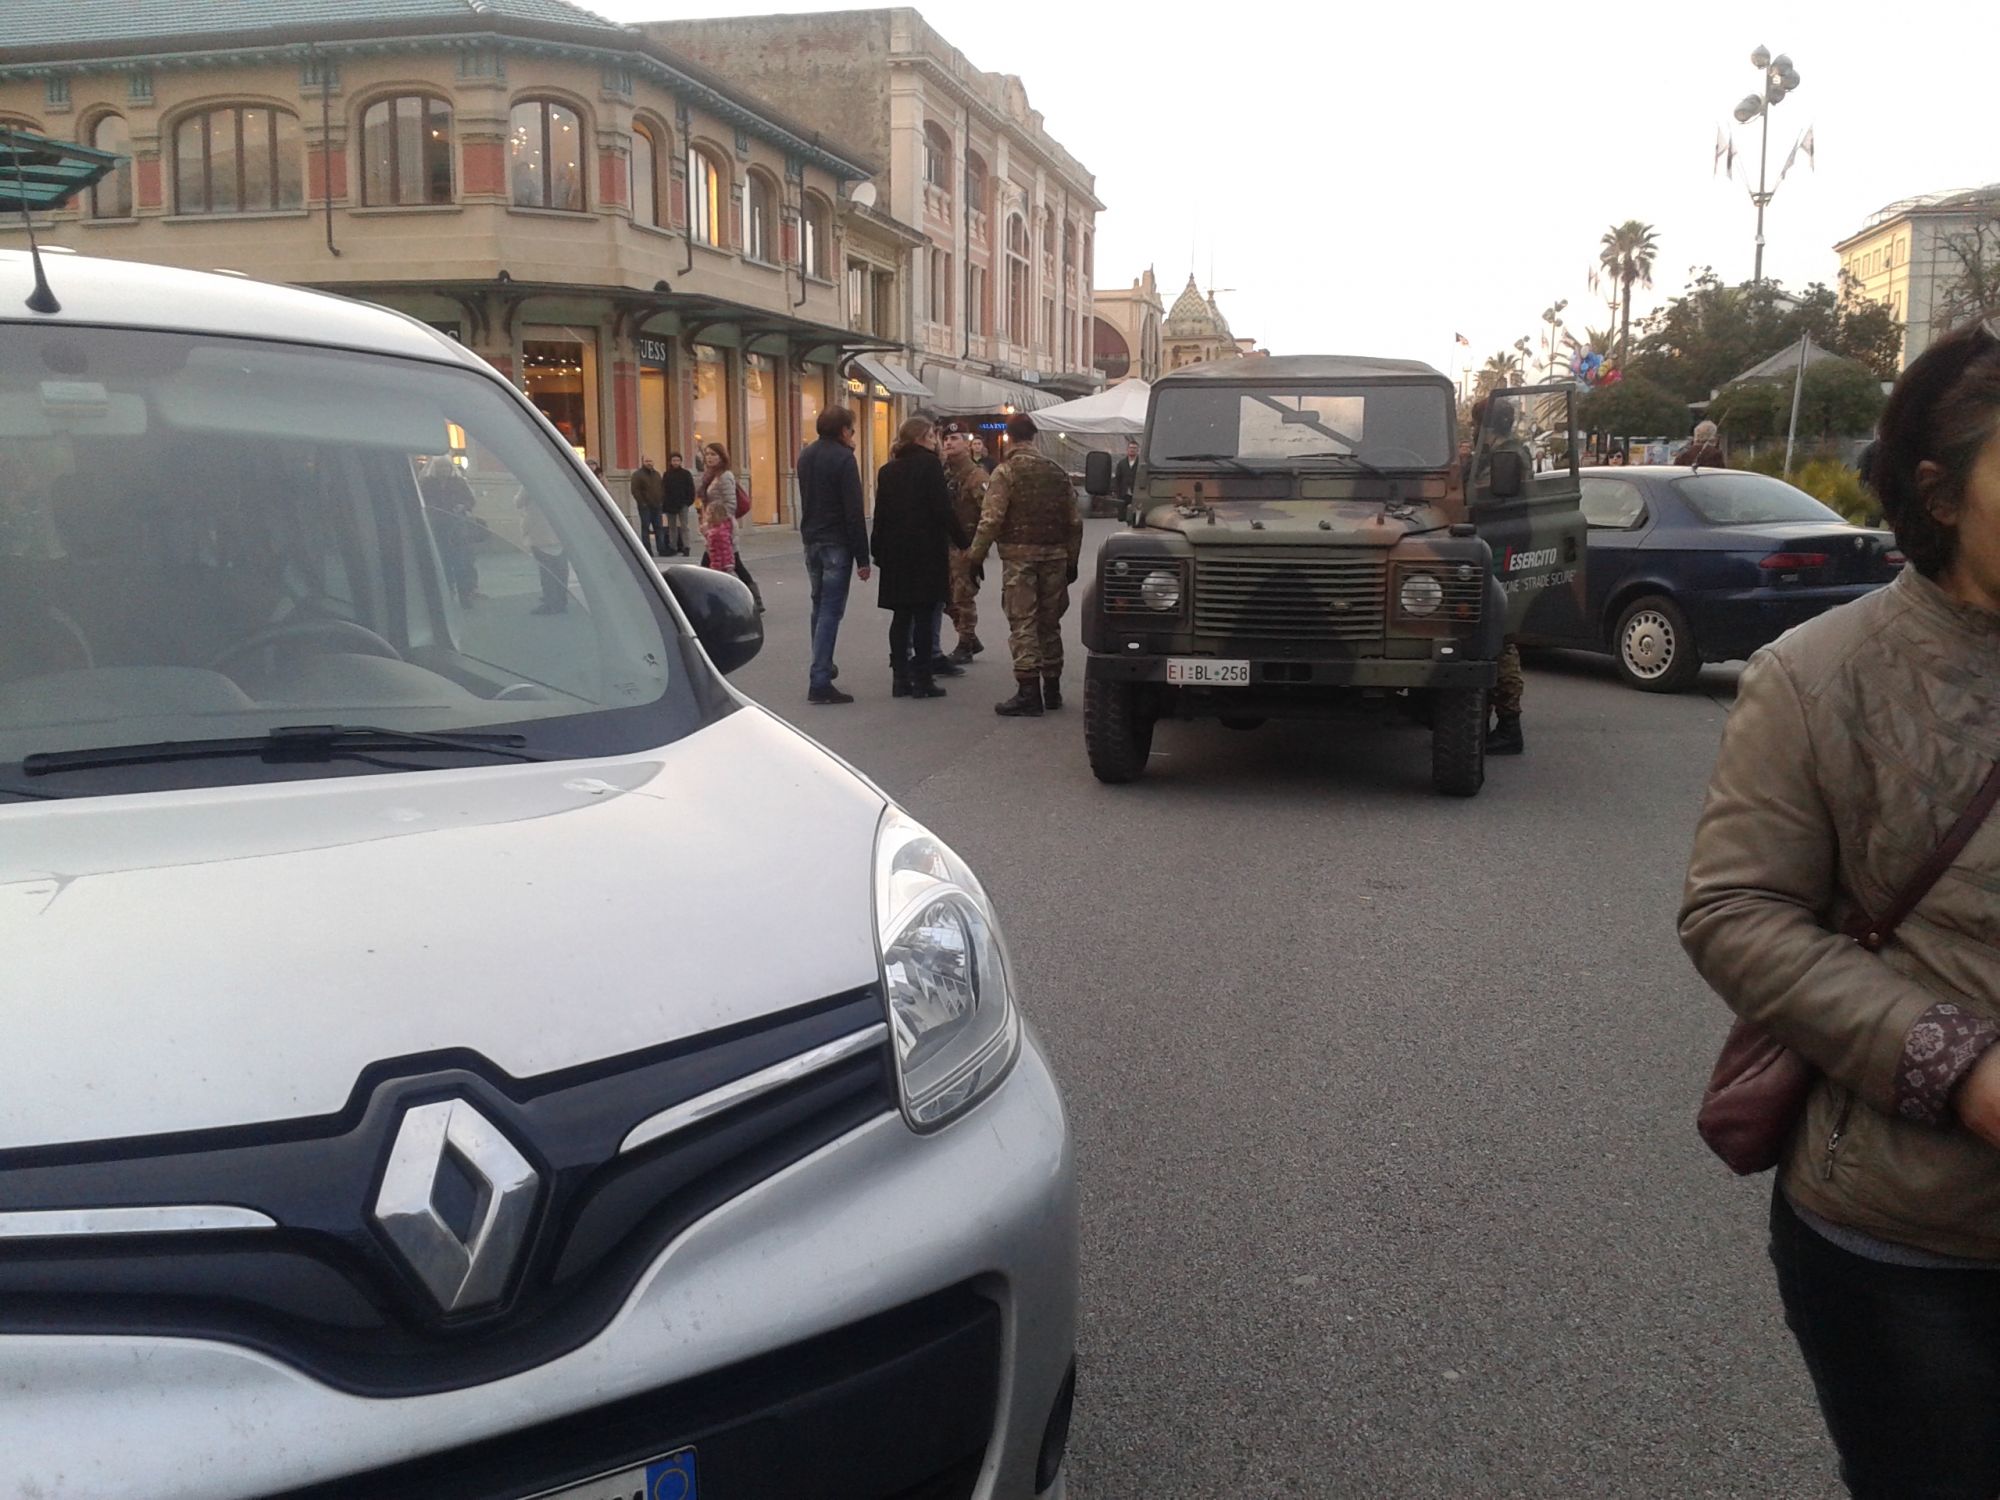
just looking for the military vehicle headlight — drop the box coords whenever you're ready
[1141,569,1182,611]
[1399,572,1445,617]
[873,808,1020,1131]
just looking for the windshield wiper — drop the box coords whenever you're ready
[0,783,64,801]
[1157,451,1265,474]
[23,724,547,776]
[1297,451,1392,480]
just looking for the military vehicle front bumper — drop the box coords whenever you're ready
[1085,653,1496,691]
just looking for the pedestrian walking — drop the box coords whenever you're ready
[663,451,695,555]
[1112,436,1139,515]
[1680,319,2000,1500]
[630,454,666,556]
[695,442,739,579]
[796,405,871,705]
[418,455,483,606]
[519,488,569,615]
[939,420,988,664]
[965,414,1083,716]
[870,415,967,700]
[1679,419,1725,469]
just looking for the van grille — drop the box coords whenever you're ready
[1194,552,1387,640]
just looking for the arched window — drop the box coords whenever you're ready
[1006,214,1029,343]
[801,192,830,280]
[923,121,951,191]
[88,113,133,219]
[509,98,584,211]
[360,94,453,206]
[686,144,724,247]
[629,120,662,228]
[742,170,777,262]
[174,105,303,215]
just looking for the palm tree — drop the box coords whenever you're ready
[1474,350,1524,400]
[1583,324,1620,360]
[1599,221,1660,362]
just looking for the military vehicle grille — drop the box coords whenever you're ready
[1194,554,1387,640]
[1430,569,1486,620]
[1098,561,1159,612]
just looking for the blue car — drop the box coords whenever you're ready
[1522,465,1903,691]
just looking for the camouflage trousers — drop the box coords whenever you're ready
[1000,551,1071,677]
[1494,639,1524,717]
[946,546,980,644]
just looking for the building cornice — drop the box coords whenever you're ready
[897,50,1103,212]
[0,25,877,182]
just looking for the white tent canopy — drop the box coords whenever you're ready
[1033,379,1150,435]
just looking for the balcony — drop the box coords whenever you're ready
[923,182,953,222]
[967,208,989,248]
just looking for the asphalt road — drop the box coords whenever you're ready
[721,522,1841,1499]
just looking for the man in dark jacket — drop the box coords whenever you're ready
[796,406,871,704]
[1112,437,1138,514]
[1678,420,1725,469]
[661,452,696,555]
[630,456,666,557]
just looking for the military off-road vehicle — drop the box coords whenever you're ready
[1080,355,1585,796]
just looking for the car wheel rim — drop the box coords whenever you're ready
[1622,611,1677,679]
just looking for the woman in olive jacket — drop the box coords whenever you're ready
[1681,320,2000,1499]
[870,416,969,699]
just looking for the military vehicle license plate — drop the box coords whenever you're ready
[529,1448,698,1500]
[1167,658,1250,686]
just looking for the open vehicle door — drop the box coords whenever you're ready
[1467,384,1587,637]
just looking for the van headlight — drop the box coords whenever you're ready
[874,809,1021,1130]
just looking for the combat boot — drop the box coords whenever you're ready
[1041,675,1063,710]
[994,677,1043,717]
[947,641,978,666]
[930,657,965,678]
[1486,713,1524,755]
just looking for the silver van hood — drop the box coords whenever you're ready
[0,709,887,1150]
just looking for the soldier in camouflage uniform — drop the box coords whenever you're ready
[939,420,988,664]
[1469,397,1531,757]
[965,414,1084,717]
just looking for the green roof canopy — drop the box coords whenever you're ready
[0,126,122,213]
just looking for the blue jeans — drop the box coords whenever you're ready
[805,543,854,691]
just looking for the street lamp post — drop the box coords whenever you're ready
[1733,45,1802,286]
[1541,299,1568,383]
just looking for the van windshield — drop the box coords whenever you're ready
[0,325,697,797]
[1148,383,1453,469]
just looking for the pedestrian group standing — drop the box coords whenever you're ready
[1681,318,2000,1500]
[870,415,968,700]
[796,404,871,705]
[965,413,1084,717]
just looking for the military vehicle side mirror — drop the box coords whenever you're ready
[1487,449,1526,500]
[1084,449,1113,497]
[663,562,763,674]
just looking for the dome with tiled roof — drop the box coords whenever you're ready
[1163,275,1234,341]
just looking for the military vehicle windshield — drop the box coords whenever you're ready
[1149,383,1452,471]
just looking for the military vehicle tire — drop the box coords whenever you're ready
[1086,678,1154,783]
[1431,687,1487,797]
[1613,595,1701,693]
[1219,715,1266,731]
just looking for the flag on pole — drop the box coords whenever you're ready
[1780,131,1800,182]
[1713,128,1727,176]
[1725,136,1737,179]
[1801,127,1815,170]
[1454,332,1470,346]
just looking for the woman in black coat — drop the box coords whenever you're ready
[871,416,969,698]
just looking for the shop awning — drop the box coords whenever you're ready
[850,354,934,402]
[0,125,120,212]
[918,364,1064,417]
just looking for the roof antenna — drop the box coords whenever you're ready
[4,129,60,314]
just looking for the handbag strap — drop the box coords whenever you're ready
[1849,759,2000,952]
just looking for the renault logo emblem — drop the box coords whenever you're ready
[374,1099,539,1313]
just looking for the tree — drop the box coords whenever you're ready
[1787,274,1904,378]
[1935,211,2000,333]
[1577,372,1690,439]
[1599,221,1660,361]
[1705,380,1789,443]
[1791,357,1886,440]
[1473,350,1524,401]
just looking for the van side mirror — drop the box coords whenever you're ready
[1487,449,1526,500]
[663,562,763,674]
[1084,449,1113,497]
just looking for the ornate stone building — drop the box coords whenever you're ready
[1162,275,1252,371]
[1091,268,1163,385]
[642,7,1103,441]
[0,0,920,520]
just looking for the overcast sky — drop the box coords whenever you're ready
[598,0,1998,378]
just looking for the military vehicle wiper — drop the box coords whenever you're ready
[1158,451,1264,474]
[23,724,547,775]
[1297,451,1391,480]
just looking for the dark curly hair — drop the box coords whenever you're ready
[1867,319,2000,577]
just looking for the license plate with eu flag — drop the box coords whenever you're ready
[527,1447,698,1500]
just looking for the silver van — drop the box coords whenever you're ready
[0,249,1076,1500]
